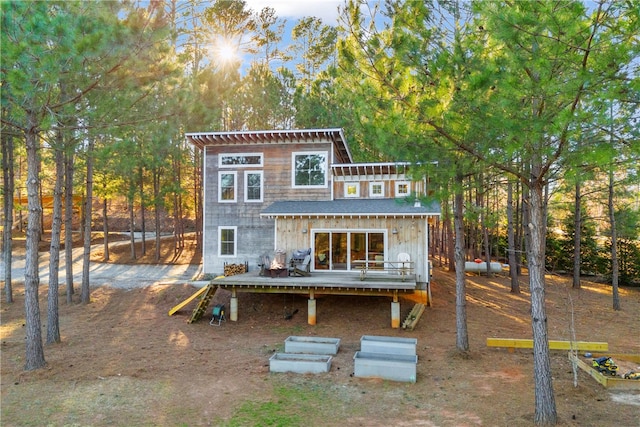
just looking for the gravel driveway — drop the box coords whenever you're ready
[2,245,203,290]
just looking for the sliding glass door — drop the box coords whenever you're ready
[312,230,385,272]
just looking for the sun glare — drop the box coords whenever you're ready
[212,37,239,66]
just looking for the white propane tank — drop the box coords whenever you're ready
[464,261,503,273]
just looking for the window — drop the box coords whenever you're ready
[344,182,360,198]
[218,171,237,202]
[245,171,263,202]
[219,153,263,167]
[292,152,327,188]
[218,226,237,257]
[313,230,385,271]
[395,181,410,197]
[369,182,384,198]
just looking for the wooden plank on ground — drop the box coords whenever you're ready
[168,286,208,316]
[486,338,608,352]
[402,303,425,330]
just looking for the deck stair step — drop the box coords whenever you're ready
[188,284,217,324]
[402,303,425,330]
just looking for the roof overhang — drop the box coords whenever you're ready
[260,198,441,219]
[331,162,411,181]
[185,128,352,163]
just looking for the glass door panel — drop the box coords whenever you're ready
[314,232,329,270]
[368,232,385,269]
[350,232,366,269]
[332,232,347,270]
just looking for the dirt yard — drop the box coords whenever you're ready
[1,235,639,426]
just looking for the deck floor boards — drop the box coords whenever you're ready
[214,271,419,295]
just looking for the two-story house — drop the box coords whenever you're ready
[186,128,441,327]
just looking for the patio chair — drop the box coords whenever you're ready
[258,254,271,276]
[291,254,312,277]
[397,252,411,277]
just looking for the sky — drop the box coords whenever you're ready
[244,0,345,25]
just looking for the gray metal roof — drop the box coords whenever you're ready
[261,198,441,218]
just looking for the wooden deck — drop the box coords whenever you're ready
[213,270,419,296]
[212,271,425,328]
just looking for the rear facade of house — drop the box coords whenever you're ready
[186,128,440,288]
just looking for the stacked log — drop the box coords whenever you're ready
[224,262,248,276]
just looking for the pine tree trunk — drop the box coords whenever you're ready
[444,198,455,271]
[102,195,109,262]
[81,139,94,304]
[24,114,46,370]
[507,180,520,293]
[572,181,581,289]
[526,176,557,425]
[482,192,492,276]
[2,127,15,303]
[454,180,469,353]
[514,181,526,277]
[608,167,621,310]
[47,145,63,344]
[153,170,161,263]
[38,160,44,236]
[173,156,184,252]
[128,196,136,260]
[64,150,75,303]
[139,167,146,255]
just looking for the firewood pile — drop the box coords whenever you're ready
[224,262,248,276]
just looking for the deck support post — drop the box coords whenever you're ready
[308,290,316,325]
[230,288,238,321]
[391,291,400,328]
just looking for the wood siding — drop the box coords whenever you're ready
[203,140,337,274]
[273,217,429,284]
[333,178,427,199]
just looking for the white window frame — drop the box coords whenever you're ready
[244,170,263,202]
[311,228,387,272]
[291,151,328,188]
[395,181,410,197]
[218,171,237,203]
[369,181,385,198]
[344,182,360,198]
[218,226,237,257]
[219,152,263,168]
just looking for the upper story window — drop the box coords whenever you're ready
[344,182,360,198]
[292,151,327,188]
[369,182,384,198]
[218,171,237,203]
[245,171,263,202]
[395,181,410,197]
[219,153,263,168]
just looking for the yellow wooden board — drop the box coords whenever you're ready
[168,286,208,316]
[402,303,425,330]
[486,338,608,352]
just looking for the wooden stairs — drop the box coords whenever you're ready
[402,303,425,330]
[187,284,218,324]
